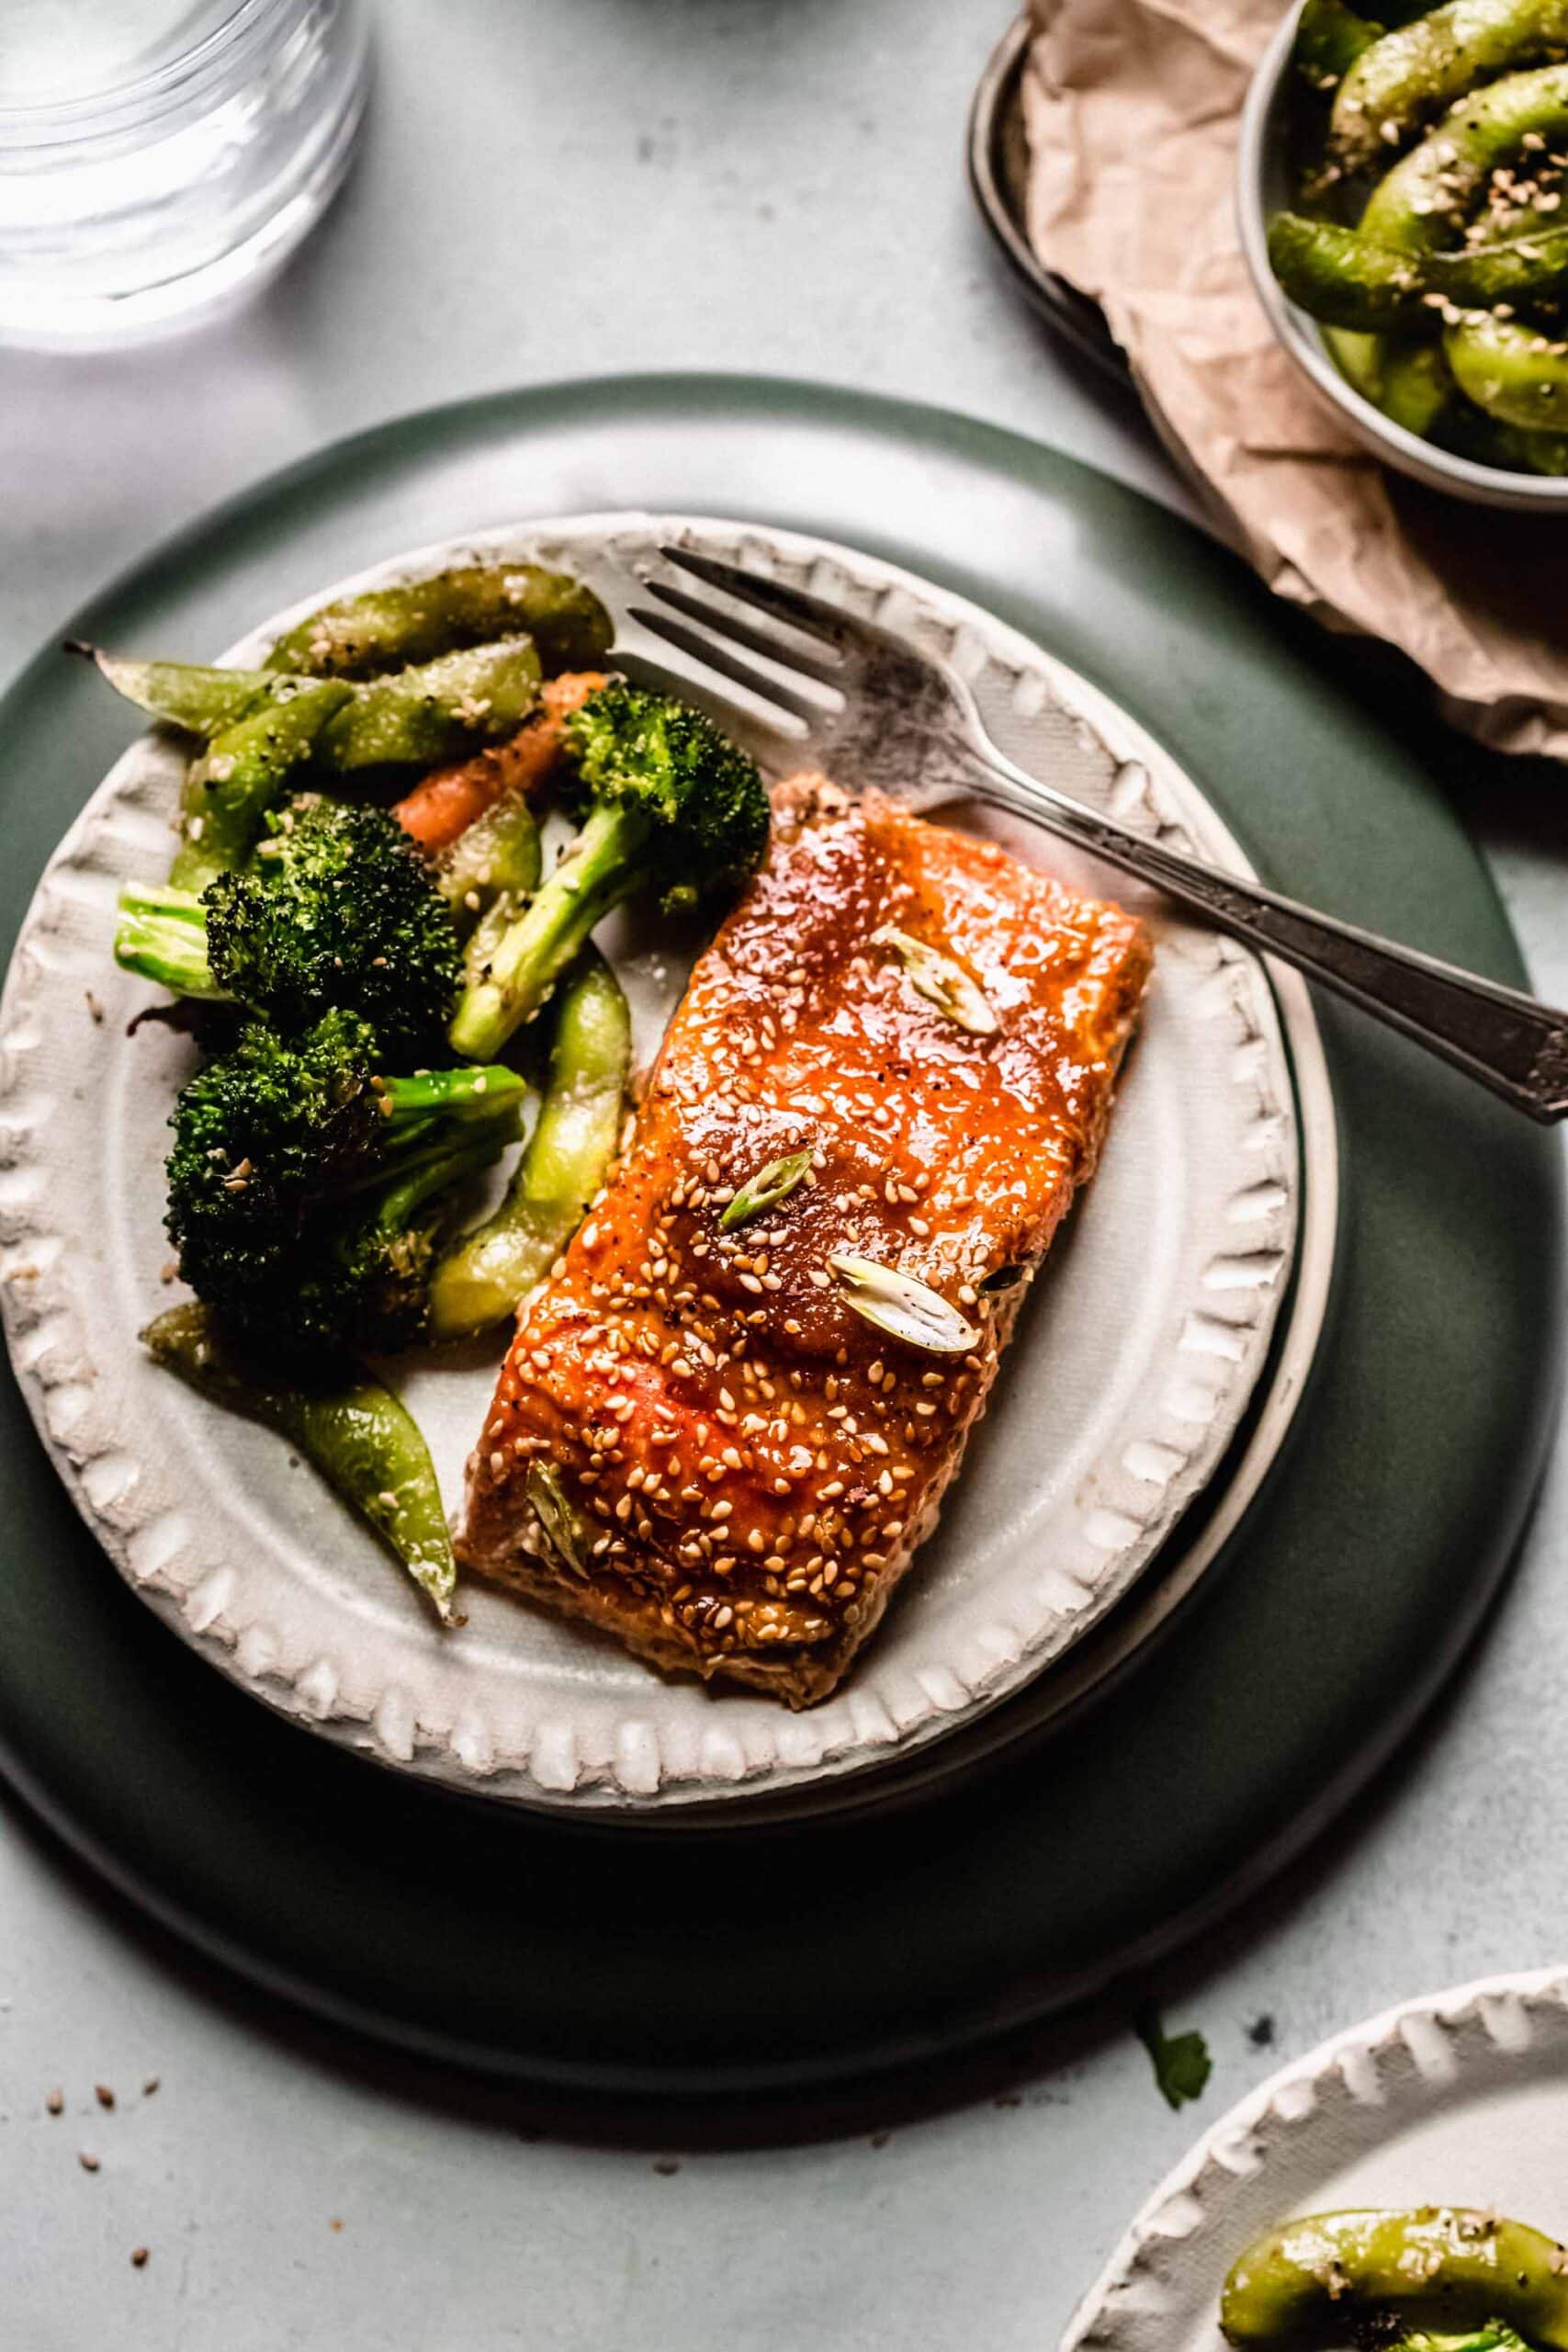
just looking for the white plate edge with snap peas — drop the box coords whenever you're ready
[1066,1963,1568,2351]
[0,512,1307,1815]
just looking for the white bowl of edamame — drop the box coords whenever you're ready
[1237,0,1568,511]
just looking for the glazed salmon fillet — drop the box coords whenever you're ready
[458,775,1153,1706]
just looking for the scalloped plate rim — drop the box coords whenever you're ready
[0,511,1307,1815]
[1065,1962,1568,2350]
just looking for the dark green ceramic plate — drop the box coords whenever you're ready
[0,375,1558,2093]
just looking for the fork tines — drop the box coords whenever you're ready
[658,547,852,653]
[626,601,829,730]
[642,577,842,686]
[626,548,860,741]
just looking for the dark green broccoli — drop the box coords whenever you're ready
[288,1149,500,1354]
[447,681,769,1059]
[115,797,462,1062]
[166,1008,525,1358]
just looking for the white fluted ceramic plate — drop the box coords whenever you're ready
[1066,1966,1568,2350]
[0,515,1309,1814]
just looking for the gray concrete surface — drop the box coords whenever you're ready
[1,5,1564,2346]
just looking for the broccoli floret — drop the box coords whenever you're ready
[447,682,768,1059]
[117,797,462,1062]
[563,682,770,912]
[288,1145,505,1353]
[166,1009,525,1357]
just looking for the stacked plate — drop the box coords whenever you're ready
[0,514,1332,1823]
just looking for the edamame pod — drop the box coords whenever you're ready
[1361,62,1568,252]
[1371,0,1454,23]
[1220,2208,1568,2348]
[1472,174,1568,241]
[78,648,316,738]
[1269,210,1568,329]
[1435,400,1568,465]
[435,793,542,928]
[314,639,542,770]
[1337,62,1568,414]
[427,950,629,1340]
[1295,0,1384,91]
[142,1302,457,1622]
[1446,305,1568,422]
[1270,212,1430,327]
[1333,0,1568,173]
[1380,338,1456,431]
[265,562,614,682]
[1324,326,1454,427]
[1430,218,1568,305]
[171,679,352,893]
[1323,322,1391,398]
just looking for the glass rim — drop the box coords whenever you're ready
[0,0,295,141]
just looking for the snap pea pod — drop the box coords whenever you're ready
[435,792,542,929]
[142,1302,457,1622]
[265,561,614,682]
[313,639,542,771]
[171,679,352,893]
[75,648,319,738]
[1333,0,1568,173]
[94,639,542,774]
[1361,62,1568,252]
[427,950,629,1341]
[1446,304,1568,422]
[1220,2208,1568,2348]
[1269,210,1568,328]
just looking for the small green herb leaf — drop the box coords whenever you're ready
[719,1145,815,1231]
[827,1254,981,1353]
[527,1461,588,1577]
[873,925,998,1037]
[1135,2004,1212,2111]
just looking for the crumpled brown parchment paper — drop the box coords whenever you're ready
[1022,0,1568,758]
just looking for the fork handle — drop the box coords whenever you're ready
[971,752,1568,1124]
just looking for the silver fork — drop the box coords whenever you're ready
[627,546,1568,1125]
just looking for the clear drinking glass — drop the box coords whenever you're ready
[0,0,368,347]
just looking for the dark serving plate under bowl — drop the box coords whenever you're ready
[966,12,1129,383]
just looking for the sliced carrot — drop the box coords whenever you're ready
[394,670,608,855]
[394,761,502,854]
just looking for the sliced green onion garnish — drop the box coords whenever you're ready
[527,1460,589,1577]
[873,925,998,1037]
[719,1145,815,1231]
[827,1253,981,1354]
